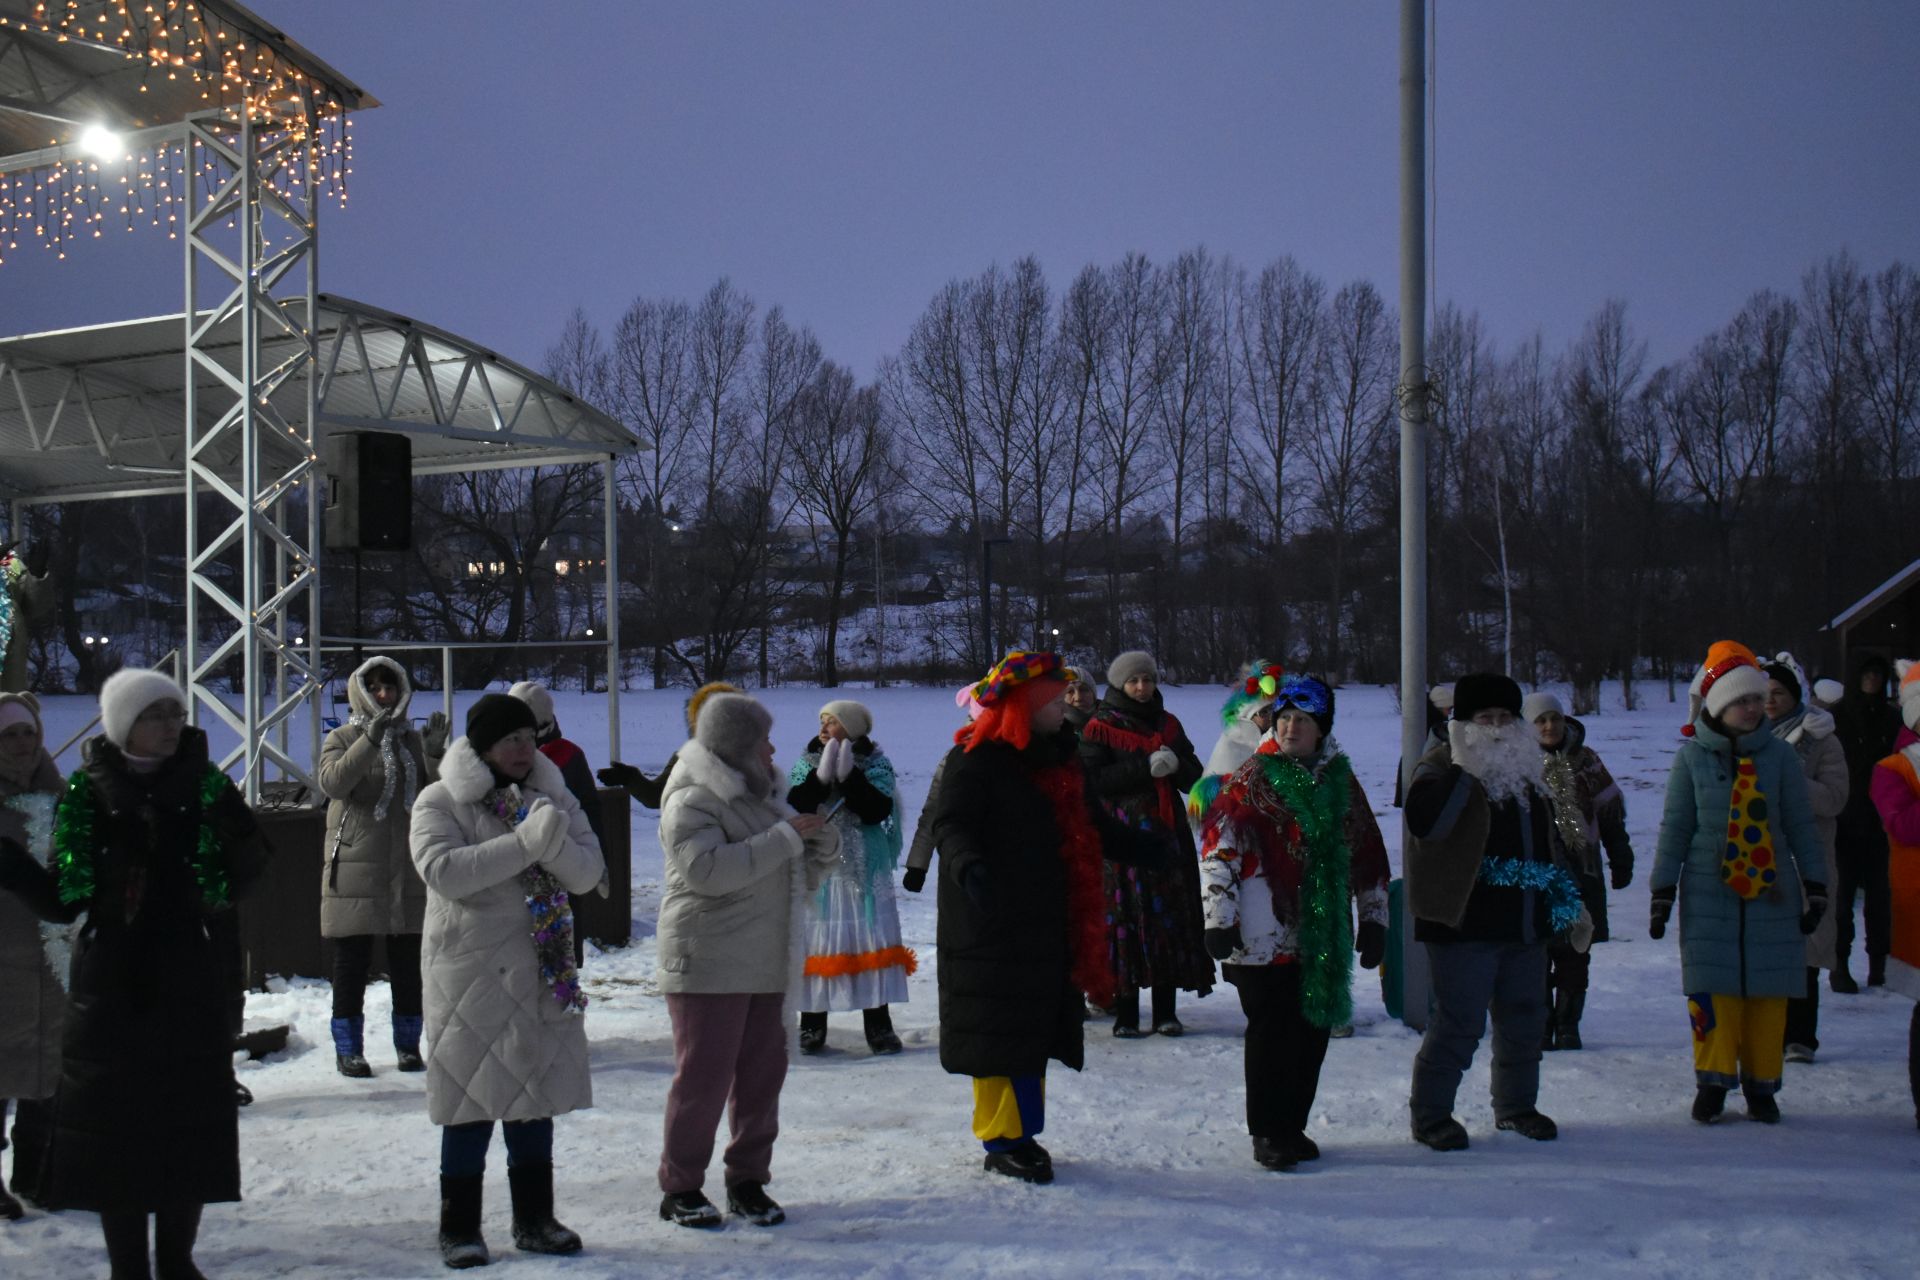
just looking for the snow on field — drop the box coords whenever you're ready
[6,682,1919,1279]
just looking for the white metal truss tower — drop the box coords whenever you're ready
[182,104,323,802]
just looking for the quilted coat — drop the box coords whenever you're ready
[409,736,604,1126]
[317,656,436,938]
[1774,705,1848,971]
[1649,716,1824,999]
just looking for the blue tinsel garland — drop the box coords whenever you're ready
[1477,855,1585,934]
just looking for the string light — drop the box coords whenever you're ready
[0,0,358,266]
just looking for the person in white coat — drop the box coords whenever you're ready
[655,693,838,1230]
[409,693,606,1269]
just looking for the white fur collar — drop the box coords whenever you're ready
[438,735,566,804]
[665,740,792,813]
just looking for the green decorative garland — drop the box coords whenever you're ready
[54,764,235,909]
[1257,750,1355,1030]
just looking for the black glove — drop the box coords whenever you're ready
[958,861,993,914]
[598,762,642,788]
[1204,925,1242,960]
[901,866,927,894]
[364,709,390,743]
[23,542,49,578]
[1800,883,1828,937]
[1611,861,1633,891]
[1356,920,1387,970]
[1649,888,1675,940]
[422,710,450,757]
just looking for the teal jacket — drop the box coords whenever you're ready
[1649,718,1824,999]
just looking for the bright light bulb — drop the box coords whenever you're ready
[78,123,121,159]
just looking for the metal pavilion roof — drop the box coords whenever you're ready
[0,293,638,503]
[0,0,374,171]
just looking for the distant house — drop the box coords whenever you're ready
[1826,556,1920,674]
[896,572,949,605]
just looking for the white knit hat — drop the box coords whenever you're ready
[508,680,557,735]
[819,699,873,740]
[99,668,188,750]
[1107,651,1157,688]
[1521,691,1564,724]
[1429,683,1455,713]
[1685,640,1769,731]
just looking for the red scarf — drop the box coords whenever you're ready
[1034,761,1117,1010]
[1080,711,1181,830]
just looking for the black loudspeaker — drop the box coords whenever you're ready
[323,431,412,551]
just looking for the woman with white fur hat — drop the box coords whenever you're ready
[318,656,446,1079]
[656,693,839,1228]
[786,699,912,1056]
[0,668,267,1278]
[0,691,64,1219]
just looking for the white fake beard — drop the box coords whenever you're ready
[1448,719,1545,805]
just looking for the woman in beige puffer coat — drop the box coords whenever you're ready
[0,691,64,1218]
[408,693,605,1268]
[318,656,447,1078]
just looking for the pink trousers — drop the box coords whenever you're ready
[658,992,789,1193]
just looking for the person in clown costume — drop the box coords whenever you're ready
[1649,640,1827,1124]
[1197,673,1390,1170]
[787,700,913,1056]
[1869,658,1920,1127]
[1185,660,1284,830]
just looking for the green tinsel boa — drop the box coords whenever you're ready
[54,764,235,908]
[1256,750,1355,1030]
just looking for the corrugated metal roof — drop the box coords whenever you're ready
[0,294,638,502]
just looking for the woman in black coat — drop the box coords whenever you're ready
[933,651,1161,1185]
[0,670,266,1279]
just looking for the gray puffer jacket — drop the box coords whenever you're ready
[410,736,605,1126]
[318,656,439,938]
[657,740,839,996]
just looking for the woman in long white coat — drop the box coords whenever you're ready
[409,693,605,1269]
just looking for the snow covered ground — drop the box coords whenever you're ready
[5,682,1919,1279]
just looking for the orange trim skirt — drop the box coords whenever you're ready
[804,945,919,979]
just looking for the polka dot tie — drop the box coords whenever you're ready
[1720,757,1777,900]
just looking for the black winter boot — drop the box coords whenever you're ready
[1745,1091,1781,1124]
[1870,954,1888,987]
[1495,1110,1558,1141]
[1691,1085,1727,1124]
[1831,964,1860,995]
[1112,989,1144,1038]
[863,1006,903,1055]
[725,1180,785,1226]
[658,1190,722,1228]
[508,1163,581,1254]
[1553,993,1585,1051]
[983,1142,1054,1184]
[1251,1136,1297,1171]
[0,1185,21,1221]
[1151,984,1183,1037]
[154,1203,205,1280]
[1412,1116,1469,1151]
[798,1011,828,1055]
[437,1173,489,1269]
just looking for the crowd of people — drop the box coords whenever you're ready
[0,634,1916,1275]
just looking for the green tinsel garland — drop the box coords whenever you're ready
[1257,750,1355,1030]
[54,764,235,909]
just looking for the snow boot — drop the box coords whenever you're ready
[983,1142,1053,1184]
[507,1163,581,1255]
[394,1014,426,1073]
[1831,964,1860,995]
[332,1015,372,1079]
[658,1190,722,1228]
[1552,992,1585,1051]
[1495,1110,1558,1141]
[438,1174,489,1269]
[725,1181,785,1226]
[1112,989,1145,1039]
[1251,1136,1297,1171]
[863,1006,903,1056]
[1869,954,1888,987]
[1151,985,1184,1037]
[1289,1131,1321,1162]
[1745,1091,1781,1124]
[1691,1085,1727,1124]
[1412,1116,1470,1151]
[1784,1042,1816,1064]
[798,1011,828,1056]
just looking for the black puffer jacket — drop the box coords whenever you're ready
[0,729,267,1211]
[932,729,1159,1079]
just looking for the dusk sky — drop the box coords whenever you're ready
[4,1,1918,384]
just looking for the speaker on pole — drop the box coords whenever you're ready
[323,430,412,551]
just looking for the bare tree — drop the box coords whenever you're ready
[609,295,696,685]
[690,278,756,507]
[787,363,889,685]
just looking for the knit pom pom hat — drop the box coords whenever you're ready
[1684,640,1768,736]
[1898,659,1920,734]
[99,668,188,751]
[819,699,873,741]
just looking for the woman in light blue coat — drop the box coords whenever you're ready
[1648,642,1827,1125]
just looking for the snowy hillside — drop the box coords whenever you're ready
[4,683,1918,1279]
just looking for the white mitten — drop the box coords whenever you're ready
[518,801,568,863]
[831,738,857,783]
[1148,747,1179,778]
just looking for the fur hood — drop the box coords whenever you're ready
[662,739,794,816]
[437,734,568,805]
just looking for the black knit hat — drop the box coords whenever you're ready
[466,692,537,754]
[1451,672,1523,723]
[1763,662,1802,707]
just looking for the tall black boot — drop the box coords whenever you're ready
[1112,988,1145,1038]
[863,1006,903,1055]
[798,1011,828,1055]
[438,1173,489,1269]
[101,1209,152,1280]
[154,1203,205,1280]
[507,1163,582,1255]
[1151,984,1183,1037]
[1553,992,1585,1051]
